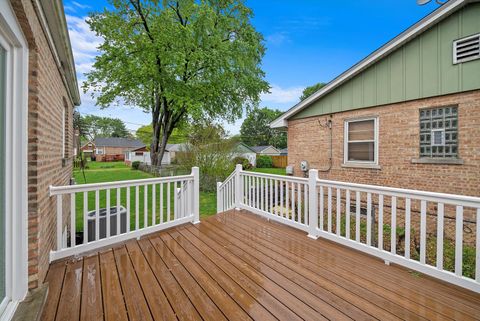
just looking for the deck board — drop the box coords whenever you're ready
[41,210,480,321]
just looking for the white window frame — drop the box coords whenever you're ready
[431,128,445,146]
[0,2,29,320]
[343,116,379,166]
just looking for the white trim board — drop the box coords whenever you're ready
[0,2,29,320]
[271,0,471,129]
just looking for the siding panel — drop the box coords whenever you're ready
[293,3,480,120]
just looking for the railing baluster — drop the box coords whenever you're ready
[455,205,463,277]
[152,184,156,225]
[106,189,111,238]
[174,182,178,220]
[95,190,100,241]
[327,187,332,233]
[405,198,411,259]
[270,179,274,214]
[391,196,397,255]
[291,180,295,221]
[367,193,372,246]
[126,187,130,232]
[70,193,76,248]
[345,189,350,239]
[167,182,171,221]
[280,180,284,218]
[256,177,259,209]
[83,191,88,244]
[319,186,324,231]
[304,183,308,225]
[135,186,139,230]
[378,194,383,250]
[56,194,63,250]
[160,183,164,224]
[336,188,341,236]
[420,200,427,264]
[436,203,444,270]
[285,181,289,218]
[355,191,360,242]
[116,188,121,235]
[275,179,278,216]
[297,183,301,223]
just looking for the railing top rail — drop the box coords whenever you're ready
[218,170,237,189]
[50,174,194,196]
[317,178,480,207]
[241,171,308,184]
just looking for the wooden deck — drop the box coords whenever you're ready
[41,210,480,321]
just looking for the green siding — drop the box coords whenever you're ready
[293,3,480,120]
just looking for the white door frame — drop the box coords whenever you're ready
[0,2,29,320]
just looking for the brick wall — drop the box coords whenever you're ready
[288,90,480,245]
[12,0,74,289]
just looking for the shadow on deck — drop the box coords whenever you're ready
[41,210,480,321]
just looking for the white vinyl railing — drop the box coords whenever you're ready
[218,165,480,293]
[49,167,200,261]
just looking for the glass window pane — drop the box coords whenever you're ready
[348,142,375,162]
[348,120,374,141]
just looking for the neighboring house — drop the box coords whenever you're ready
[279,148,288,156]
[80,140,96,158]
[0,0,79,319]
[271,1,480,246]
[271,0,480,198]
[167,143,188,161]
[251,145,281,156]
[91,137,145,162]
[125,146,171,166]
[232,143,257,166]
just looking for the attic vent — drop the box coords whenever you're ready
[453,33,480,64]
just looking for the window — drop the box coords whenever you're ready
[96,148,104,155]
[135,151,143,156]
[419,106,458,158]
[344,117,378,164]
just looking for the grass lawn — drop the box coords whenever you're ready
[247,167,286,175]
[73,162,216,232]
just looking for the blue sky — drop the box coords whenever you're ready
[65,0,441,134]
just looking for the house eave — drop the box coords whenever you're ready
[270,0,472,129]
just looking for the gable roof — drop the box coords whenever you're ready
[251,145,280,153]
[166,143,188,152]
[233,142,256,153]
[271,0,473,128]
[94,137,145,148]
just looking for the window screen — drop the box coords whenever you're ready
[419,106,458,158]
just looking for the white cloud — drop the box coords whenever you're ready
[261,84,303,104]
[72,1,91,9]
[266,32,289,46]
[66,15,101,78]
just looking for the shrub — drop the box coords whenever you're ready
[131,161,141,170]
[233,157,252,170]
[256,155,273,168]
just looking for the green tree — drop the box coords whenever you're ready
[136,122,190,147]
[300,82,326,101]
[80,115,129,139]
[240,107,286,148]
[84,0,269,166]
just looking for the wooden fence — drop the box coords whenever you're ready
[271,155,288,168]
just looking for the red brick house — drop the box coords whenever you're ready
[272,0,480,197]
[0,0,79,319]
[81,137,146,162]
[271,1,480,244]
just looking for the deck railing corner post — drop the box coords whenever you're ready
[192,167,200,224]
[234,164,243,210]
[307,169,319,239]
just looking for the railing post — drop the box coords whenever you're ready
[217,182,223,213]
[192,167,200,224]
[307,169,319,239]
[56,193,63,250]
[234,164,243,210]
